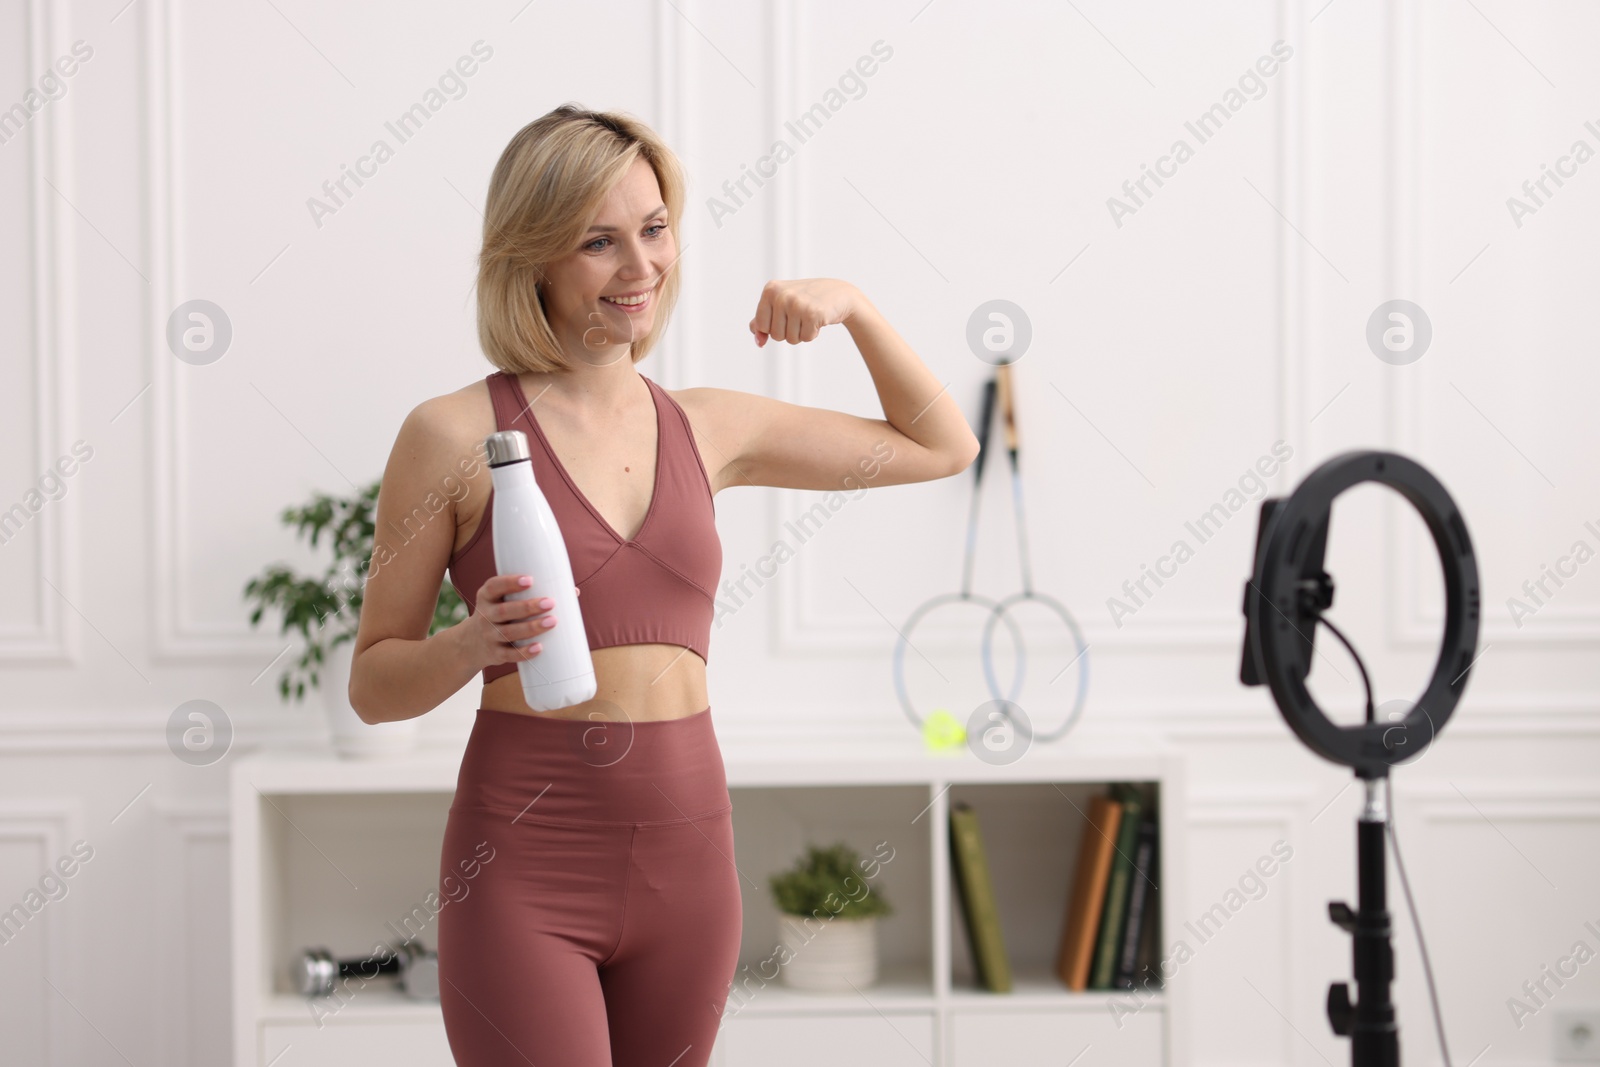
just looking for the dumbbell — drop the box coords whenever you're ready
[292,939,439,1000]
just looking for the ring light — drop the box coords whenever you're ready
[1241,450,1480,778]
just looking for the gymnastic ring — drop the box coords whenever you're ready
[980,590,1090,744]
[893,591,1027,735]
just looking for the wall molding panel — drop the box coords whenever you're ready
[152,799,230,1067]
[1,0,77,667]
[143,0,286,661]
[0,799,84,1066]
[1183,787,1318,1067]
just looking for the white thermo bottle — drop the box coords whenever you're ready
[484,429,597,712]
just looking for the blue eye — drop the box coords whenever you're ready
[585,223,667,253]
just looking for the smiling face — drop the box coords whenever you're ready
[539,156,677,368]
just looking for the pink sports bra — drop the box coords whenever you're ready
[447,370,722,684]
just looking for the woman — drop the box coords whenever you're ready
[348,104,978,1067]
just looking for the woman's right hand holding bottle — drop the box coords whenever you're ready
[456,575,559,670]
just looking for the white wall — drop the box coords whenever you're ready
[2,0,1597,1064]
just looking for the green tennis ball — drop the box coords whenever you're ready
[922,708,966,752]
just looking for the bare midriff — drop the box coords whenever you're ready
[480,644,709,722]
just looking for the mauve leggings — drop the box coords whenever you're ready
[438,705,742,1066]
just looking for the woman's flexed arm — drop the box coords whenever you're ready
[680,280,981,493]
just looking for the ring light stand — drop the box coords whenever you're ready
[1240,450,1480,1067]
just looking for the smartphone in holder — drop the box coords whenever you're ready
[1240,497,1332,688]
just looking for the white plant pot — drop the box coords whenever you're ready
[775,912,880,992]
[319,639,422,759]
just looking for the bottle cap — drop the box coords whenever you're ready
[484,430,530,467]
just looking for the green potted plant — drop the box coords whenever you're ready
[243,479,467,757]
[768,841,891,991]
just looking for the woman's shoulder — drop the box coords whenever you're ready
[660,383,735,446]
[389,379,500,547]
[395,376,498,471]
[662,383,747,422]
[412,375,492,425]
[663,384,778,448]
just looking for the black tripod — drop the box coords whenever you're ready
[1326,774,1398,1066]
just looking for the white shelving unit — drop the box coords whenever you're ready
[230,731,1186,1066]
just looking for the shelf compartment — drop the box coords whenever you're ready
[256,791,456,999]
[718,1012,937,1066]
[944,780,1164,996]
[728,783,934,992]
[260,1018,454,1066]
[947,1003,1163,1067]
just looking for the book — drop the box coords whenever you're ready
[949,800,1012,992]
[1089,783,1145,989]
[1054,792,1123,991]
[1114,813,1159,989]
[1131,861,1162,991]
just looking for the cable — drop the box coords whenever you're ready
[1313,613,1452,1063]
[1386,784,1454,1067]
[1315,614,1376,725]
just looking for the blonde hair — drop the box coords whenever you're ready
[477,104,686,374]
